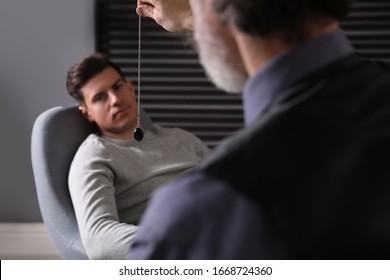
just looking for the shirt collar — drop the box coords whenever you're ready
[243,29,354,126]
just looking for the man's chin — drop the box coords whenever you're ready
[203,64,247,94]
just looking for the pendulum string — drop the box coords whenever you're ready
[133,15,144,142]
[137,15,141,125]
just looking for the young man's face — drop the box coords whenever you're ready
[79,67,138,139]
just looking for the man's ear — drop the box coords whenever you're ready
[126,80,134,87]
[78,105,94,123]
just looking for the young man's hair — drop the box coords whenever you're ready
[212,0,356,42]
[66,53,126,103]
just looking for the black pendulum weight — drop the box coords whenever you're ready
[133,15,144,142]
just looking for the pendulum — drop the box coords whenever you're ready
[133,114,144,141]
[133,15,144,142]
[133,126,144,142]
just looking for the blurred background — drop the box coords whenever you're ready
[0,0,95,223]
[0,0,388,258]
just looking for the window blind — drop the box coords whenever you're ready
[341,0,390,62]
[96,0,390,148]
[96,0,243,148]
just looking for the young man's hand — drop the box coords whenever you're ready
[136,0,193,32]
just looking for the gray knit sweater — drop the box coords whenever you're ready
[68,124,210,259]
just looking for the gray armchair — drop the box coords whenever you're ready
[31,106,153,259]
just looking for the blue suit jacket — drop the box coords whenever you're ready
[204,54,390,258]
[129,54,390,259]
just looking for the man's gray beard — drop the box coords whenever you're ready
[194,27,247,94]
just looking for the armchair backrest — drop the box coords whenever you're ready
[31,106,153,259]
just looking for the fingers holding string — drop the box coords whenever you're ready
[136,0,157,18]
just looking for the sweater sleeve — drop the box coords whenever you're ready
[68,136,138,259]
